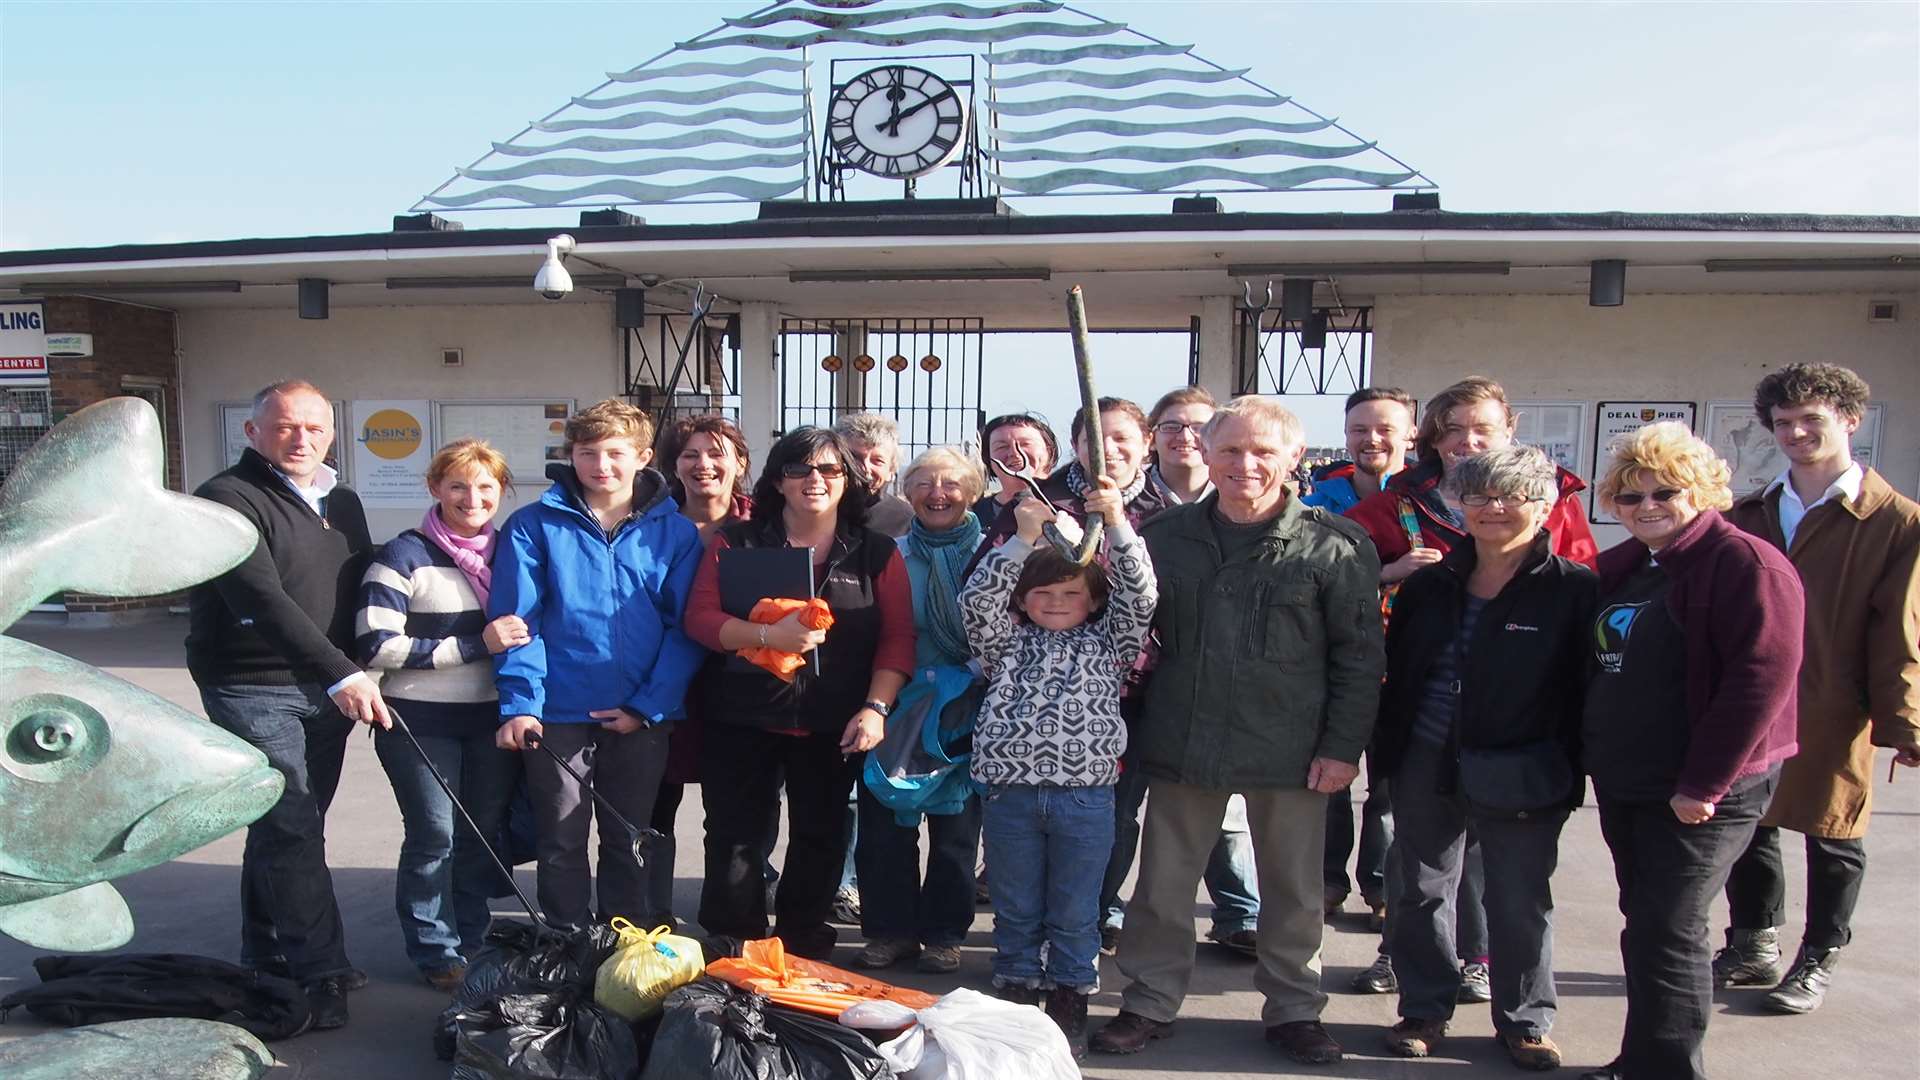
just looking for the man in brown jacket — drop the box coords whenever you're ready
[1711,363,1920,1015]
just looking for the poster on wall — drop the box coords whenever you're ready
[218,400,348,476]
[433,400,574,504]
[1704,400,1883,495]
[1510,401,1585,478]
[0,301,49,387]
[1590,401,1697,524]
[348,400,432,505]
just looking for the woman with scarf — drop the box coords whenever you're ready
[853,446,989,974]
[356,439,528,991]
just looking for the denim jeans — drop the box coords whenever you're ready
[1326,758,1393,902]
[198,683,354,982]
[1597,767,1778,1080]
[1389,739,1565,1037]
[373,724,519,973]
[855,784,982,947]
[1101,764,1261,936]
[982,783,1114,990]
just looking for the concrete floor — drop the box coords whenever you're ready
[2,613,1916,1079]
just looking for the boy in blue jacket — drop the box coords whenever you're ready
[491,399,704,930]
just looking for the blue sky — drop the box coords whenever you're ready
[2,1,1914,443]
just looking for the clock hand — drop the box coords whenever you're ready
[882,70,907,137]
[889,88,954,128]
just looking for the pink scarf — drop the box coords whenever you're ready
[422,506,496,608]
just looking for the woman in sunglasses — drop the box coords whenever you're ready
[1372,446,1597,1071]
[683,427,916,961]
[1580,422,1804,1080]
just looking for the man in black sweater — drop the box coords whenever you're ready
[186,379,388,1030]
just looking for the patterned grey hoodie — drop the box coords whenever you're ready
[959,523,1158,787]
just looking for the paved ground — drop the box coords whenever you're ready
[2,614,1916,1078]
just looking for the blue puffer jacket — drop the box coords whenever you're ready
[490,465,705,726]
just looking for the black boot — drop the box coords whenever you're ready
[1763,945,1841,1014]
[1711,926,1784,987]
[993,982,1041,1007]
[1045,985,1090,1059]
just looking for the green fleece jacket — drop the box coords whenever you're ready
[1137,491,1384,789]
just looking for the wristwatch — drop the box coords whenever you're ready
[862,699,892,718]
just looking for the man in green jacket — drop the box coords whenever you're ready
[1090,395,1384,1066]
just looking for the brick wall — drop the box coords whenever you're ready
[43,297,187,618]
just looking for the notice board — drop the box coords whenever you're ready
[432,399,574,501]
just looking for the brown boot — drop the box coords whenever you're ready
[1384,1017,1448,1058]
[1088,1011,1174,1054]
[1502,1032,1563,1071]
[1267,1020,1343,1064]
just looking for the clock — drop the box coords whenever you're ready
[826,65,968,179]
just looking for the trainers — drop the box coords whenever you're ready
[1458,960,1492,1003]
[916,943,961,973]
[1211,928,1258,957]
[1089,1010,1174,1054]
[301,977,350,1031]
[424,964,467,994]
[1502,1032,1563,1071]
[830,886,862,924]
[1763,945,1841,1014]
[1267,1019,1343,1064]
[1099,924,1120,955]
[1351,953,1397,994]
[855,937,919,969]
[1045,986,1090,1060]
[1712,926,1785,988]
[1384,1017,1448,1058]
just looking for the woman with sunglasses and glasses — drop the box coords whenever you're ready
[1372,446,1597,1071]
[684,427,916,961]
[1581,422,1803,1080]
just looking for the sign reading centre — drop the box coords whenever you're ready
[350,400,432,506]
[0,302,49,386]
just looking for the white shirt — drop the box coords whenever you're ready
[1769,461,1863,547]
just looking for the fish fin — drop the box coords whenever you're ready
[0,397,257,629]
[0,881,134,951]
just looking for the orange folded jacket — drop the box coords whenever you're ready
[706,937,938,1018]
[735,597,834,682]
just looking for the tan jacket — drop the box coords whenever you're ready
[1729,467,1920,838]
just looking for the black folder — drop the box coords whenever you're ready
[717,545,820,675]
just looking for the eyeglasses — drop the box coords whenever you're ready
[780,461,847,480]
[1611,487,1684,507]
[1460,492,1546,508]
[1154,420,1203,436]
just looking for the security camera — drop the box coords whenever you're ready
[535,234,576,300]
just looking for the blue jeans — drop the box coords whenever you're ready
[1326,759,1393,901]
[198,683,354,982]
[1205,825,1261,939]
[374,724,519,973]
[982,783,1114,991]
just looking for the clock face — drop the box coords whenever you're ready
[826,65,968,179]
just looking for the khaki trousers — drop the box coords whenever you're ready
[1116,779,1329,1026]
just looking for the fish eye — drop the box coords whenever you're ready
[2,695,110,783]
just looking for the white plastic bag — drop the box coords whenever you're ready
[842,988,1078,1080]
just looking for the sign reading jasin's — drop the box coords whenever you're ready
[0,302,48,386]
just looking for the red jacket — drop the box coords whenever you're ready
[1345,457,1599,569]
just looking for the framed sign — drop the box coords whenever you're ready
[432,400,574,503]
[0,301,49,386]
[1704,400,1884,495]
[1510,401,1586,478]
[350,400,433,506]
[1590,401,1697,524]
[217,399,348,479]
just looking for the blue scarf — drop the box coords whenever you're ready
[906,512,982,664]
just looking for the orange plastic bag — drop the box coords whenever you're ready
[706,937,938,1018]
[735,597,834,682]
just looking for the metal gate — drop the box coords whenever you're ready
[622,313,742,427]
[778,317,985,461]
[0,387,53,492]
[1234,305,1373,397]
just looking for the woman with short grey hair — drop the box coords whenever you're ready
[1371,445,1599,1071]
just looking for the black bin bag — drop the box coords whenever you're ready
[451,988,638,1080]
[640,978,894,1080]
[435,920,625,1061]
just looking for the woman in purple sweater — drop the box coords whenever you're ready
[1580,422,1804,1080]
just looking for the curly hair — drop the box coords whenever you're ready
[1753,363,1871,425]
[1596,421,1733,513]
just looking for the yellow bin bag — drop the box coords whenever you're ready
[593,918,705,1021]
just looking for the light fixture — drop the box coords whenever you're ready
[1280,278,1315,322]
[298,278,329,320]
[535,234,577,299]
[1589,259,1626,307]
[22,280,243,294]
[1299,312,1328,349]
[615,287,646,329]
[788,268,1051,283]
[1227,262,1511,277]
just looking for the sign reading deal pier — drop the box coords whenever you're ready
[350,399,432,506]
[1591,401,1697,524]
[0,302,49,386]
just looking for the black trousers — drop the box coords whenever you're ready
[1596,769,1777,1080]
[1725,825,1867,949]
[854,784,982,947]
[698,722,860,959]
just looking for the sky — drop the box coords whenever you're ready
[2,0,1915,444]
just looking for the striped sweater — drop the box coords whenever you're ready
[959,523,1158,787]
[356,529,498,736]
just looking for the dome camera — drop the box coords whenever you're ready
[534,234,576,300]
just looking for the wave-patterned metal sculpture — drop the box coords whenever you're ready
[415,0,1432,211]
